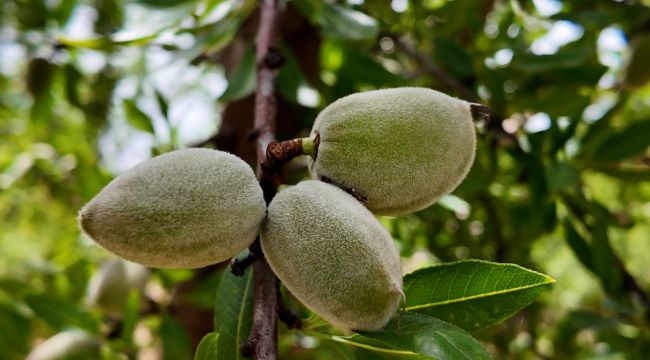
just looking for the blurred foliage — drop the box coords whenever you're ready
[1,0,650,359]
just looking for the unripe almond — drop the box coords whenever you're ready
[85,259,150,314]
[78,148,265,269]
[26,330,101,360]
[309,87,477,216]
[261,180,403,331]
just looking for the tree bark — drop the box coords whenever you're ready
[249,1,281,359]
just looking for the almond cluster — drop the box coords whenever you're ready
[78,87,477,331]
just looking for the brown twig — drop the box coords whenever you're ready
[277,283,302,330]
[248,1,282,359]
[390,35,478,103]
[254,0,282,173]
[231,241,262,277]
[388,34,526,153]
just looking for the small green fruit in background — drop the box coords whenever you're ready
[261,180,403,331]
[309,87,477,216]
[86,258,150,314]
[26,330,101,360]
[79,148,266,269]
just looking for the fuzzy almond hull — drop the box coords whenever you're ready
[79,148,266,269]
[261,180,403,331]
[311,87,476,216]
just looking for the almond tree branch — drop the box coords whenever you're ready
[249,1,282,359]
[254,0,282,171]
[389,35,478,103]
[388,34,525,153]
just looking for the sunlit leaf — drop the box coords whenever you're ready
[123,99,156,134]
[194,332,220,360]
[219,48,256,102]
[403,260,554,331]
[57,34,158,50]
[320,4,378,41]
[155,89,169,121]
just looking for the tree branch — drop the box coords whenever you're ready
[254,0,282,172]
[248,1,282,359]
[390,35,478,103]
[388,34,525,154]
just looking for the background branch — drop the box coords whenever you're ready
[389,35,478,103]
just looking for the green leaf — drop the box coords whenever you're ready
[433,37,474,79]
[24,294,99,332]
[562,195,624,296]
[320,4,378,41]
[291,0,322,24]
[546,161,580,192]
[563,219,594,272]
[213,264,254,360]
[305,336,360,360]
[57,34,158,50]
[592,119,650,161]
[513,44,594,73]
[185,0,256,54]
[338,313,490,359]
[161,315,192,360]
[219,48,256,102]
[0,302,31,359]
[403,260,554,331]
[121,290,141,344]
[591,222,623,295]
[26,57,56,98]
[330,334,428,359]
[123,99,155,134]
[194,332,220,360]
[277,45,320,107]
[58,2,195,50]
[155,89,169,120]
[591,167,650,181]
[136,0,198,7]
[100,345,130,360]
[335,46,406,90]
[277,46,305,104]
